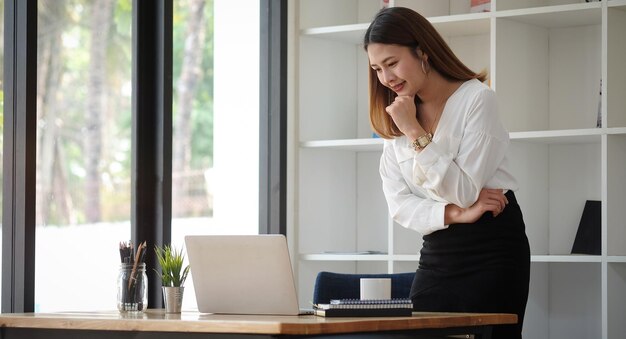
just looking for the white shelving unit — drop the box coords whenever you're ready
[289,1,626,338]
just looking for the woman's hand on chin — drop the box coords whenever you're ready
[385,95,423,137]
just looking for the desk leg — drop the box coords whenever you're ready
[473,325,492,339]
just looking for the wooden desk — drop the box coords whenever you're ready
[0,310,516,339]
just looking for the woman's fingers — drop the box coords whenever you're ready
[385,96,419,135]
[479,189,508,217]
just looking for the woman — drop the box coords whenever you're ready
[363,7,531,339]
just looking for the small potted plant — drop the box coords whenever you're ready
[154,244,190,313]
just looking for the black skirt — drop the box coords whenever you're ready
[410,190,530,339]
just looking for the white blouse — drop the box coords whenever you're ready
[379,79,518,236]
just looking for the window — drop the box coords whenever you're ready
[2,0,279,313]
[35,0,133,312]
[31,0,259,312]
[170,0,259,311]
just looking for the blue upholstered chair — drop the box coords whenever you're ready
[312,271,415,305]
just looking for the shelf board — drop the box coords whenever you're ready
[300,23,369,44]
[607,256,626,263]
[531,255,602,263]
[300,253,390,261]
[496,3,602,28]
[300,12,491,44]
[301,254,603,263]
[299,253,421,262]
[301,129,608,151]
[389,254,420,262]
[607,127,626,135]
[300,138,383,151]
[510,128,603,144]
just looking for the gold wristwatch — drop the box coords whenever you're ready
[411,133,433,151]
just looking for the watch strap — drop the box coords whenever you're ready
[410,133,433,151]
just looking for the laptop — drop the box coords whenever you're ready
[185,234,312,315]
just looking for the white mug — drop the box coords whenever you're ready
[360,278,391,300]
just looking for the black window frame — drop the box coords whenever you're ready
[1,0,287,312]
[259,0,287,236]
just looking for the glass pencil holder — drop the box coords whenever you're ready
[117,263,148,313]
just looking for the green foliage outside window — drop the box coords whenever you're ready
[28,0,215,225]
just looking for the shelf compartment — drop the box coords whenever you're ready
[495,8,602,133]
[298,150,358,253]
[607,134,626,256]
[429,13,491,36]
[393,262,418,274]
[497,0,601,13]
[299,0,497,32]
[299,36,366,141]
[496,3,602,27]
[524,262,601,339]
[610,0,626,7]
[298,150,387,254]
[608,263,626,339]
[607,5,626,128]
[395,0,494,18]
[298,0,380,30]
[393,221,423,256]
[509,140,601,256]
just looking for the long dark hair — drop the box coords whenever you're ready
[363,7,487,139]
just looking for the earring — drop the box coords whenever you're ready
[421,59,429,74]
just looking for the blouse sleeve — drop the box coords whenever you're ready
[380,139,448,235]
[413,88,510,208]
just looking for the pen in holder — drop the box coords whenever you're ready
[117,241,148,313]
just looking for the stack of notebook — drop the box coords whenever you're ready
[313,298,413,317]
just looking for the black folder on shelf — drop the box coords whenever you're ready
[571,200,601,255]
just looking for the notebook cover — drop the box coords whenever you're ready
[314,308,412,317]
